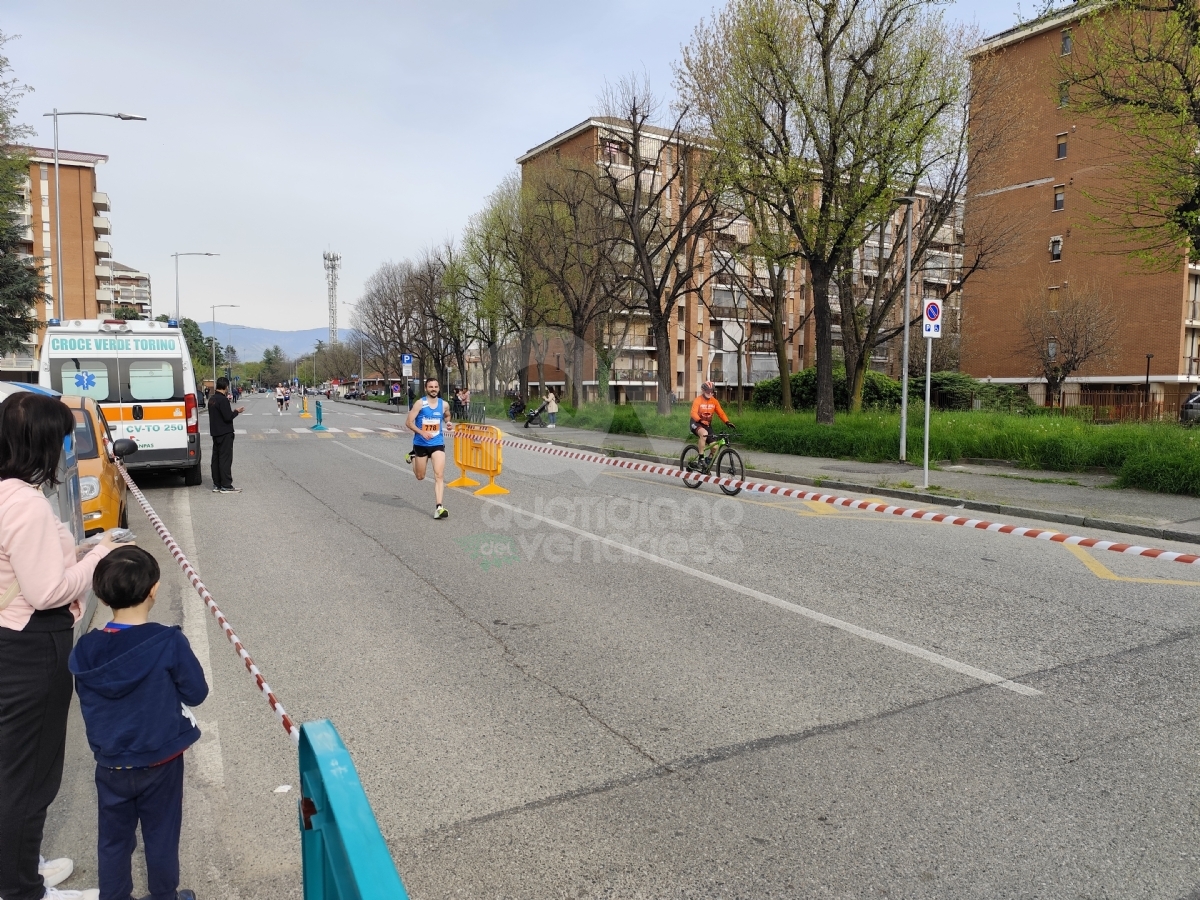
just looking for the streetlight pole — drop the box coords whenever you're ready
[210,304,239,389]
[172,252,219,320]
[43,110,146,321]
[894,197,917,462]
[1146,353,1155,419]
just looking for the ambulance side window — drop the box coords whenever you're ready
[55,359,118,402]
[125,360,184,401]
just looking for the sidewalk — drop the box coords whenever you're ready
[492,418,1200,545]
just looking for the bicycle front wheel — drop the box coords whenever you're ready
[679,445,704,489]
[715,448,744,495]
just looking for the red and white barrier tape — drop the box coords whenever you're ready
[115,462,301,746]
[452,428,1200,567]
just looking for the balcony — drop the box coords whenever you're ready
[92,192,110,212]
[96,288,113,307]
[1188,302,1200,325]
[610,368,658,383]
[1188,356,1200,377]
[747,338,776,353]
[94,241,112,259]
[93,216,111,235]
[95,264,112,279]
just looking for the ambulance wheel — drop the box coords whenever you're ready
[184,461,203,486]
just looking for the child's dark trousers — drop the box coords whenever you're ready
[95,754,184,900]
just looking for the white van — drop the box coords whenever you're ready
[39,318,203,485]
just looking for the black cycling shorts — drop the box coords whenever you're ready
[689,420,711,436]
[410,443,445,458]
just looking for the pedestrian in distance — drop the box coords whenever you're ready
[0,391,120,900]
[70,545,207,900]
[284,388,290,412]
[201,386,209,408]
[274,383,285,415]
[546,389,558,428]
[208,377,245,494]
[405,377,451,519]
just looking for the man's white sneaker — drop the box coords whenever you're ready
[39,856,73,888]
[44,887,100,900]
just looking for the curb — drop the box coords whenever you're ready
[506,431,1200,548]
[330,397,405,414]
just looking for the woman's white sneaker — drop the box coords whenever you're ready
[39,856,74,888]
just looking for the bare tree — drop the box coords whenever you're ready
[593,76,722,415]
[1018,277,1119,406]
[677,0,986,424]
[356,261,416,384]
[522,161,623,407]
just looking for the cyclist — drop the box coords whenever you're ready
[690,381,734,459]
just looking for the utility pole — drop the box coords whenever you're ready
[323,252,341,345]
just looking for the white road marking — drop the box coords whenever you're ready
[173,489,226,786]
[331,442,1042,698]
[234,429,246,435]
[379,427,404,433]
[291,428,310,433]
[324,427,344,433]
[264,428,280,434]
[350,427,374,433]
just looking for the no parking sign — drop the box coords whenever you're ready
[922,298,943,339]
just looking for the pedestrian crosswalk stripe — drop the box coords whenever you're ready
[264,428,279,433]
[291,427,310,433]
[350,427,373,432]
[379,427,404,433]
[324,427,344,433]
[234,429,246,434]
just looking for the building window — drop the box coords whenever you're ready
[1056,134,1068,159]
[1058,82,1069,107]
[677,371,683,388]
[1049,236,1063,262]
[1061,29,1072,55]
[697,359,702,374]
[1048,286,1060,311]
[1053,186,1065,211]
[677,338,684,355]
[713,324,723,350]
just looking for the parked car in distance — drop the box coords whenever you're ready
[60,394,138,536]
[1182,391,1200,424]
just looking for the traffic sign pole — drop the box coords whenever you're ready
[921,299,943,490]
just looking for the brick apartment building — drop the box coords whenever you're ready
[517,118,808,403]
[516,118,964,403]
[3,147,111,380]
[961,6,1200,407]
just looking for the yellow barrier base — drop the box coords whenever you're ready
[448,471,481,488]
[473,475,508,496]
[299,397,313,419]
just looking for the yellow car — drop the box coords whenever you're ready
[61,395,129,536]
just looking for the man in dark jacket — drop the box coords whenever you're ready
[208,376,245,494]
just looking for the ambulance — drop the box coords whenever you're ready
[39,317,204,485]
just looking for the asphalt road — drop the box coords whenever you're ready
[47,394,1200,899]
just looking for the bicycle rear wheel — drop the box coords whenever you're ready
[715,447,744,495]
[679,445,704,488]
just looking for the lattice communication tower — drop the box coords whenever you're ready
[323,251,341,344]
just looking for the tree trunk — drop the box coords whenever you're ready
[570,332,586,407]
[770,312,791,412]
[654,317,671,416]
[518,331,533,399]
[736,344,744,415]
[811,273,836,425]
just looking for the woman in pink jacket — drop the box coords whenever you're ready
[0,392,119,900]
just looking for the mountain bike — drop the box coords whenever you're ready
[679,431,743,495]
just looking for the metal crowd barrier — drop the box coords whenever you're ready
[447,423,509,495]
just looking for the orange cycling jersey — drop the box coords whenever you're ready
[690,395,729,428]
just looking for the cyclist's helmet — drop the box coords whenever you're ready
[701,381,715,395]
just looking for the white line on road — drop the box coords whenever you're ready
[234,429,246,434]
[350,427,374,433]
[173,489,226,786]
[330,441,1042,698]
[291,428,310,433]
[264,428,280,434]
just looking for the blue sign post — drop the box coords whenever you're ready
[299,720,409,900]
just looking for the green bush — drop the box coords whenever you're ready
[752,367,901,410]
[1117,451,1200,495]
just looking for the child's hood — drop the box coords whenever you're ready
[70,625,178,700]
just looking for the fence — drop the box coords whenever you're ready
[461,401,488,424]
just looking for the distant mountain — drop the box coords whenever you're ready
[199,323,354,360]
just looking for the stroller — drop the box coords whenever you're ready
[523,399,549,428]
[507,398,526,421]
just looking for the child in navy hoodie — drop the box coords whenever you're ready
[69,546,208,900]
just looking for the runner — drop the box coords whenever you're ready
[275,383,285,415]
[405,377,451,519]
[284,387,291,412]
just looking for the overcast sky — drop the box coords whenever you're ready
[6,0,1022,332]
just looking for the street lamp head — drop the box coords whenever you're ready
[115,113,147,121]
[893,196,918,205]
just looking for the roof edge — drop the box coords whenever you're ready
[967,2,1105,58]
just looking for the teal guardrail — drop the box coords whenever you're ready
[299,720,409,899]
[311,401,328,432]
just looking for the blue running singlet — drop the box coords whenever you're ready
[412,397,446,447]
